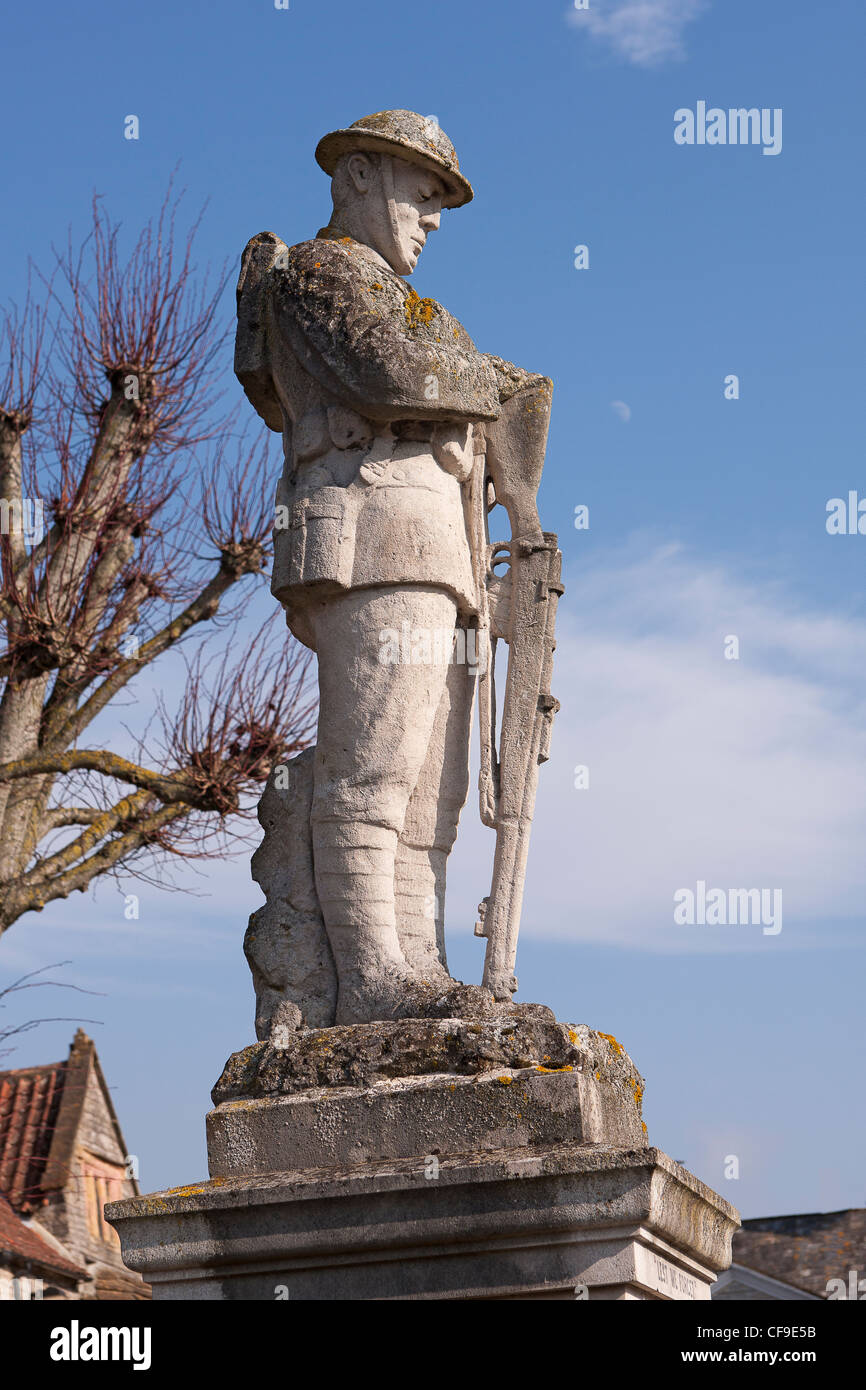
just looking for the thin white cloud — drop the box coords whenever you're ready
[447,542,866,951]
[567,0,707,68]
[610,399,632,421]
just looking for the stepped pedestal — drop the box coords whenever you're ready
[107,1017,738,1300]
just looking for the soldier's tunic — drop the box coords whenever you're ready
[238,231,500,642]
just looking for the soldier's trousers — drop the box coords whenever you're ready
[307,585,476,975]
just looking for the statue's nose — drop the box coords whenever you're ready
[420,211,441,233]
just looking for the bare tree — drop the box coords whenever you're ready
[0,962,100,1061]
[0,190,316,935]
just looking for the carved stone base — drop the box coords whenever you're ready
[206,1018,648,1173]
[106,1019,738,1300]
[106,1144,736,1300]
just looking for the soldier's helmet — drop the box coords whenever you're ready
[315,109,473,209]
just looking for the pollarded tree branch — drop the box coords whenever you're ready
[0,749,208,808]
[1,799,189,929]
[20,788,155,890]
[40,549,265,752]
[41,806,103,831]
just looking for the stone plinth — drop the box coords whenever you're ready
[106,1143,736,1300]
[106,1018,739,1300]
[207,1017,648,1174]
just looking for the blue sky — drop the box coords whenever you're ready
[1,0,865,1222]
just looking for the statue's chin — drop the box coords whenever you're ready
[386,245,419,276]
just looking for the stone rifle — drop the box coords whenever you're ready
[474,376,563,1001]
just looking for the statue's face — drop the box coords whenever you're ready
[386,158,445,275]
[338,153,445,276]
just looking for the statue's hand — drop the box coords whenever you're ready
[431,422,475,481]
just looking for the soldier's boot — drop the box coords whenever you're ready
[394,841,453,988]
[313,822,440,1024]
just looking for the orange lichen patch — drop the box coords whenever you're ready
[567,1029,579,1045]
[594,1070,600,1081]
[404,287,436,329]
[161,1176,231,1201]
[598,1031,624,1057]
[535,1065,573,1074]
[641,1122,648,1135]
[134,1197,172,1216]
[497,1076,513,1085]
[371,282,383,290]
[624,1075,644,1108]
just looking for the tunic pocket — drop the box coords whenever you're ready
[289,487,358,589]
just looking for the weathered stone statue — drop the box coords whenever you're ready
[235,110,561,1029]
[107,114,739,1301]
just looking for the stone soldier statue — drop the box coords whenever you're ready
[236,110,560,1028]
[109,116,733,1311]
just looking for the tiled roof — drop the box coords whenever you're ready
[0,1028,100,1210]
[734,1209,866,1298]
[0,1192,84,1280]
[0,1055,67,1207]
